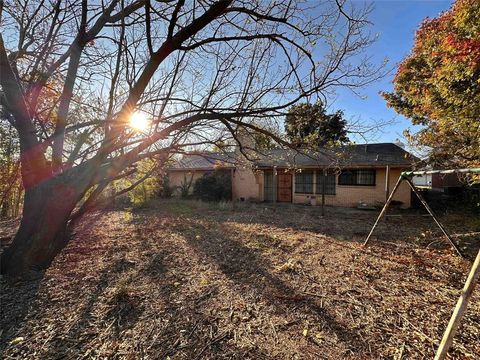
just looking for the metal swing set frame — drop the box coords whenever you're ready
[362,168,480,360]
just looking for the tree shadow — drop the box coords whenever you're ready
[206,203,476,277]
[3,204,476,358]
[220,202,478,250]
[37,257,140,358]
[0,213,103,355]
[171,220,370,357]
[0,274,43,354]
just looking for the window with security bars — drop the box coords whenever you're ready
[338,169,376,186]
[295,171,313,193]
[264,171,274,201]
[316,172,336,195]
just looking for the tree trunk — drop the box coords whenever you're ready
[0,171,90,278]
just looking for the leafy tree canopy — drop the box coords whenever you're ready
[383,0,480,168]
[284,102,349,148]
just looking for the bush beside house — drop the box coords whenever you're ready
[193,172,232,201]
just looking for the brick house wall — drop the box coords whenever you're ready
[168,170,211,196]
[168,166,411,208]
[167,144,415,206]
[168,167,261,201]
[292,168,410,208]
[232,166,261,201]
[256,167,411,208]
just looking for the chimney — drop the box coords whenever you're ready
[235,128,255,157]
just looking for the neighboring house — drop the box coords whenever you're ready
[167,143,416,208]
[412,170,464,191]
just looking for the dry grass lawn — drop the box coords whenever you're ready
[1,199,479,359]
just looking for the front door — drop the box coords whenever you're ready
[277,173,292,202]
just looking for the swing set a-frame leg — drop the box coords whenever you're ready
[404,178,464,258]
[363,175,464,257]
[363,175,403,246]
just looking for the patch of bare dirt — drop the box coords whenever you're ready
[1,200,479,359]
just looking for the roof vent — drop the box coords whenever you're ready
[394,139,405,149]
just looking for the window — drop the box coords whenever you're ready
[338,169,376,186]
[356,170,376,185]
[338,171,355,185]
[264,171,274,201]
[316,171,336,195]
[295,171,313,193]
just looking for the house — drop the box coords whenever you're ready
[167,143,416,208]
[410,168,469,210]
[412,170,464,191]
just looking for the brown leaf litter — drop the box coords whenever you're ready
[1,200,479,359]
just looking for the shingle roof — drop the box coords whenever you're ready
[254,143,416,168]
[168,152,237,170]
[168,143,416,170]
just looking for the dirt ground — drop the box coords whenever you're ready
[1,199,479,359]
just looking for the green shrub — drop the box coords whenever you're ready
[193,171,232,201]
[127,159,159,207]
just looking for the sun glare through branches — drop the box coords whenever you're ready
[129,111,149,132]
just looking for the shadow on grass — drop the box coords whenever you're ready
[155,198,480,262]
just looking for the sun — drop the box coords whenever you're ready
[129,111,149,132]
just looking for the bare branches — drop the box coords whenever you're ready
[0,0,385,210]
[0,36,33,143]
[108,0,145,23]
[51,0,88,167]
[167,0,185,39]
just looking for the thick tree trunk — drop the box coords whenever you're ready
[0,171,91,278]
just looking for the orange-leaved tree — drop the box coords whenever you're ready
[383,0,480,168]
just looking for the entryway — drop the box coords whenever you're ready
[277,173,292,202]
[264,171,292,202]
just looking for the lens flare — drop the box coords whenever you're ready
[129,111,149,131]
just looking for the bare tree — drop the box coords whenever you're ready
[0,0,383,278]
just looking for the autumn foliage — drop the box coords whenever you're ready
[383,0,480,168]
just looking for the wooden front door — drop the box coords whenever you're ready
[277,173,292,202]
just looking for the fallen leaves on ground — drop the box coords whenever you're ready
[1,199,479,359]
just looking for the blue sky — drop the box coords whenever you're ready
[334,0,453,144]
